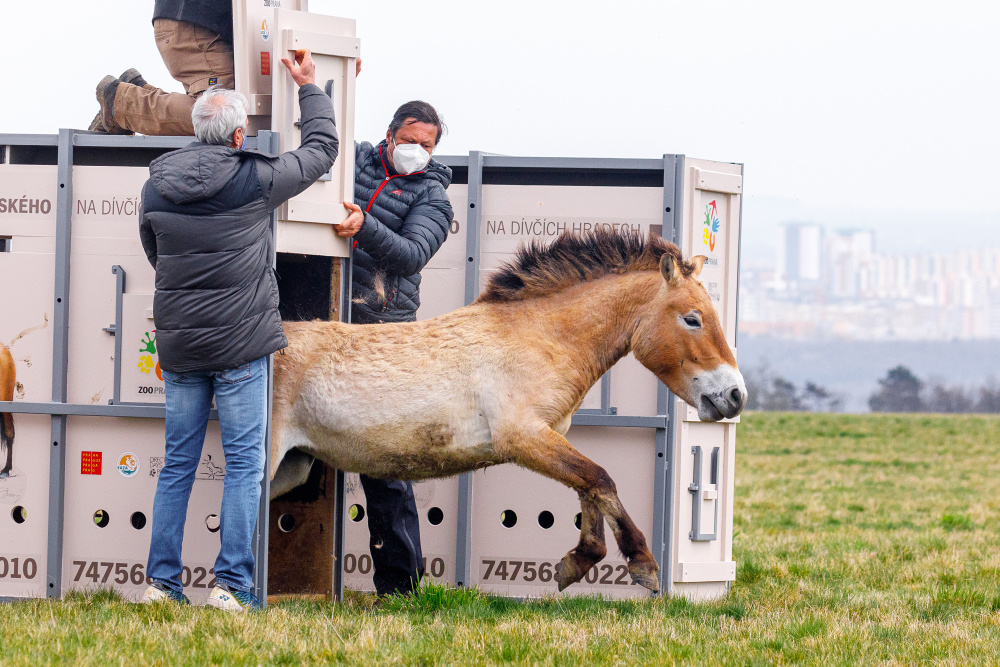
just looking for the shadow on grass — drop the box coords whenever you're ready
[357,580,750,623]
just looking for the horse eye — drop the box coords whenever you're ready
[684,316,701,328]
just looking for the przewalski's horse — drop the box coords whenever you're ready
[270,230,746,591]
[1,342,15,477]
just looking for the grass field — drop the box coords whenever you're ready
[3,412,1000,665]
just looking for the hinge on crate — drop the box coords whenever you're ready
[688,445,720,542]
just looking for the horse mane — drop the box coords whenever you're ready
[478,228,694,303]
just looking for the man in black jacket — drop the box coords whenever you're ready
[335,101,454,595]
[138,50,338,611]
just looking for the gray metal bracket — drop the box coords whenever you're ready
[651,154,684,595]
[332,249,353,602]
[251,130,281,606]
[574,373,617,416]
[454,150,484,589]
[105,265,126,405]
[688,446,720,542]
[46,128,75,598]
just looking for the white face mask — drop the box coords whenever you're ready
[390,138,430,174]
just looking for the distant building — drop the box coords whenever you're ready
[740,222,1000,341]
[777,222,822,289]
[988,290,1000,338]
[826,229,874,299]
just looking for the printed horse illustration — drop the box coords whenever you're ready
[0,316,48,478]
[269,230,746,591]
[1,342,14,477]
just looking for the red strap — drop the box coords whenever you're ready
[366,175,398,212]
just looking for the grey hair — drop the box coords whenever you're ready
[191,87,250,145]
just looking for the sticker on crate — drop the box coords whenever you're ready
[702,200,720,253]
[81,451,102,475]
[196,454,225,481]
[478,556,639,589]
[0,553,41,583]
[68,557,218,598]
[149,457,164,478]
[116,452,139,478]
[145,455,223,482]
[342,551,452,582]
[137,331,163,383]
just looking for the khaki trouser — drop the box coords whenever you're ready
[114,19,235,136]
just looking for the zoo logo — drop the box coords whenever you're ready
[117,452,140,478]
[138,331,162,381]
[702,200,720,252]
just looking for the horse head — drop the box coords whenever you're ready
[632,252,747,421]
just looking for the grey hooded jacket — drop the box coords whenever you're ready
[351,140,454,323]
[139,84,338,373]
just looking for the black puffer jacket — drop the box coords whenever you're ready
[139,84,338,372]
[153,0,233,43]
[351,141,454,323]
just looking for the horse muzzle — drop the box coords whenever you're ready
[693,365,747,422]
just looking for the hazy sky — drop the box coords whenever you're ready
[2,1,996,215]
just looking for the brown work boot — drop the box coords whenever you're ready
[119,68,150,89]
[90,75,133,135]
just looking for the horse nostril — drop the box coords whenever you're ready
[729,387,743,406]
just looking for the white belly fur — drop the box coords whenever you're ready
[285,374,498,480]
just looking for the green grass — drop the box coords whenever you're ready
[4,412,1000,665]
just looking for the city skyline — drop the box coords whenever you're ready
[740,222,1000,341]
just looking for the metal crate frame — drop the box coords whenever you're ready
[1,132,742,602]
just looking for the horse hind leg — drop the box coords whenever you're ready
[269,448,316,500]
[501,425,659,592]
[555,496,606,591]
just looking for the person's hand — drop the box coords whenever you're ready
[356,58,362,77]
[335,201,364,237]
[281,49,316,87]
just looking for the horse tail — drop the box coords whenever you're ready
[1,342,15,475]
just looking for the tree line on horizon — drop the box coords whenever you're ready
[867,365,1000,414]
[743,363,1000,414]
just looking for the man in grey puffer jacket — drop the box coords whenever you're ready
[335,101,453,596]
[137,50,338,611]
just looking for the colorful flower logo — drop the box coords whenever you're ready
[702,200,720,252]
[138,331,162,381]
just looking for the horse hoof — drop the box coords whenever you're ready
[554,556,580,592]
[629,560,660,592]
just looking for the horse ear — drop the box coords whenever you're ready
[659,254,683,286]
[689,255,707,277]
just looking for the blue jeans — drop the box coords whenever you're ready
[146,356,268,593]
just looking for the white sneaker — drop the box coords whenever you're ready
[139,583,190,605]
[207,584,260,612]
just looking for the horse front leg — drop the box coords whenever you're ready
[498,425,660,592]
